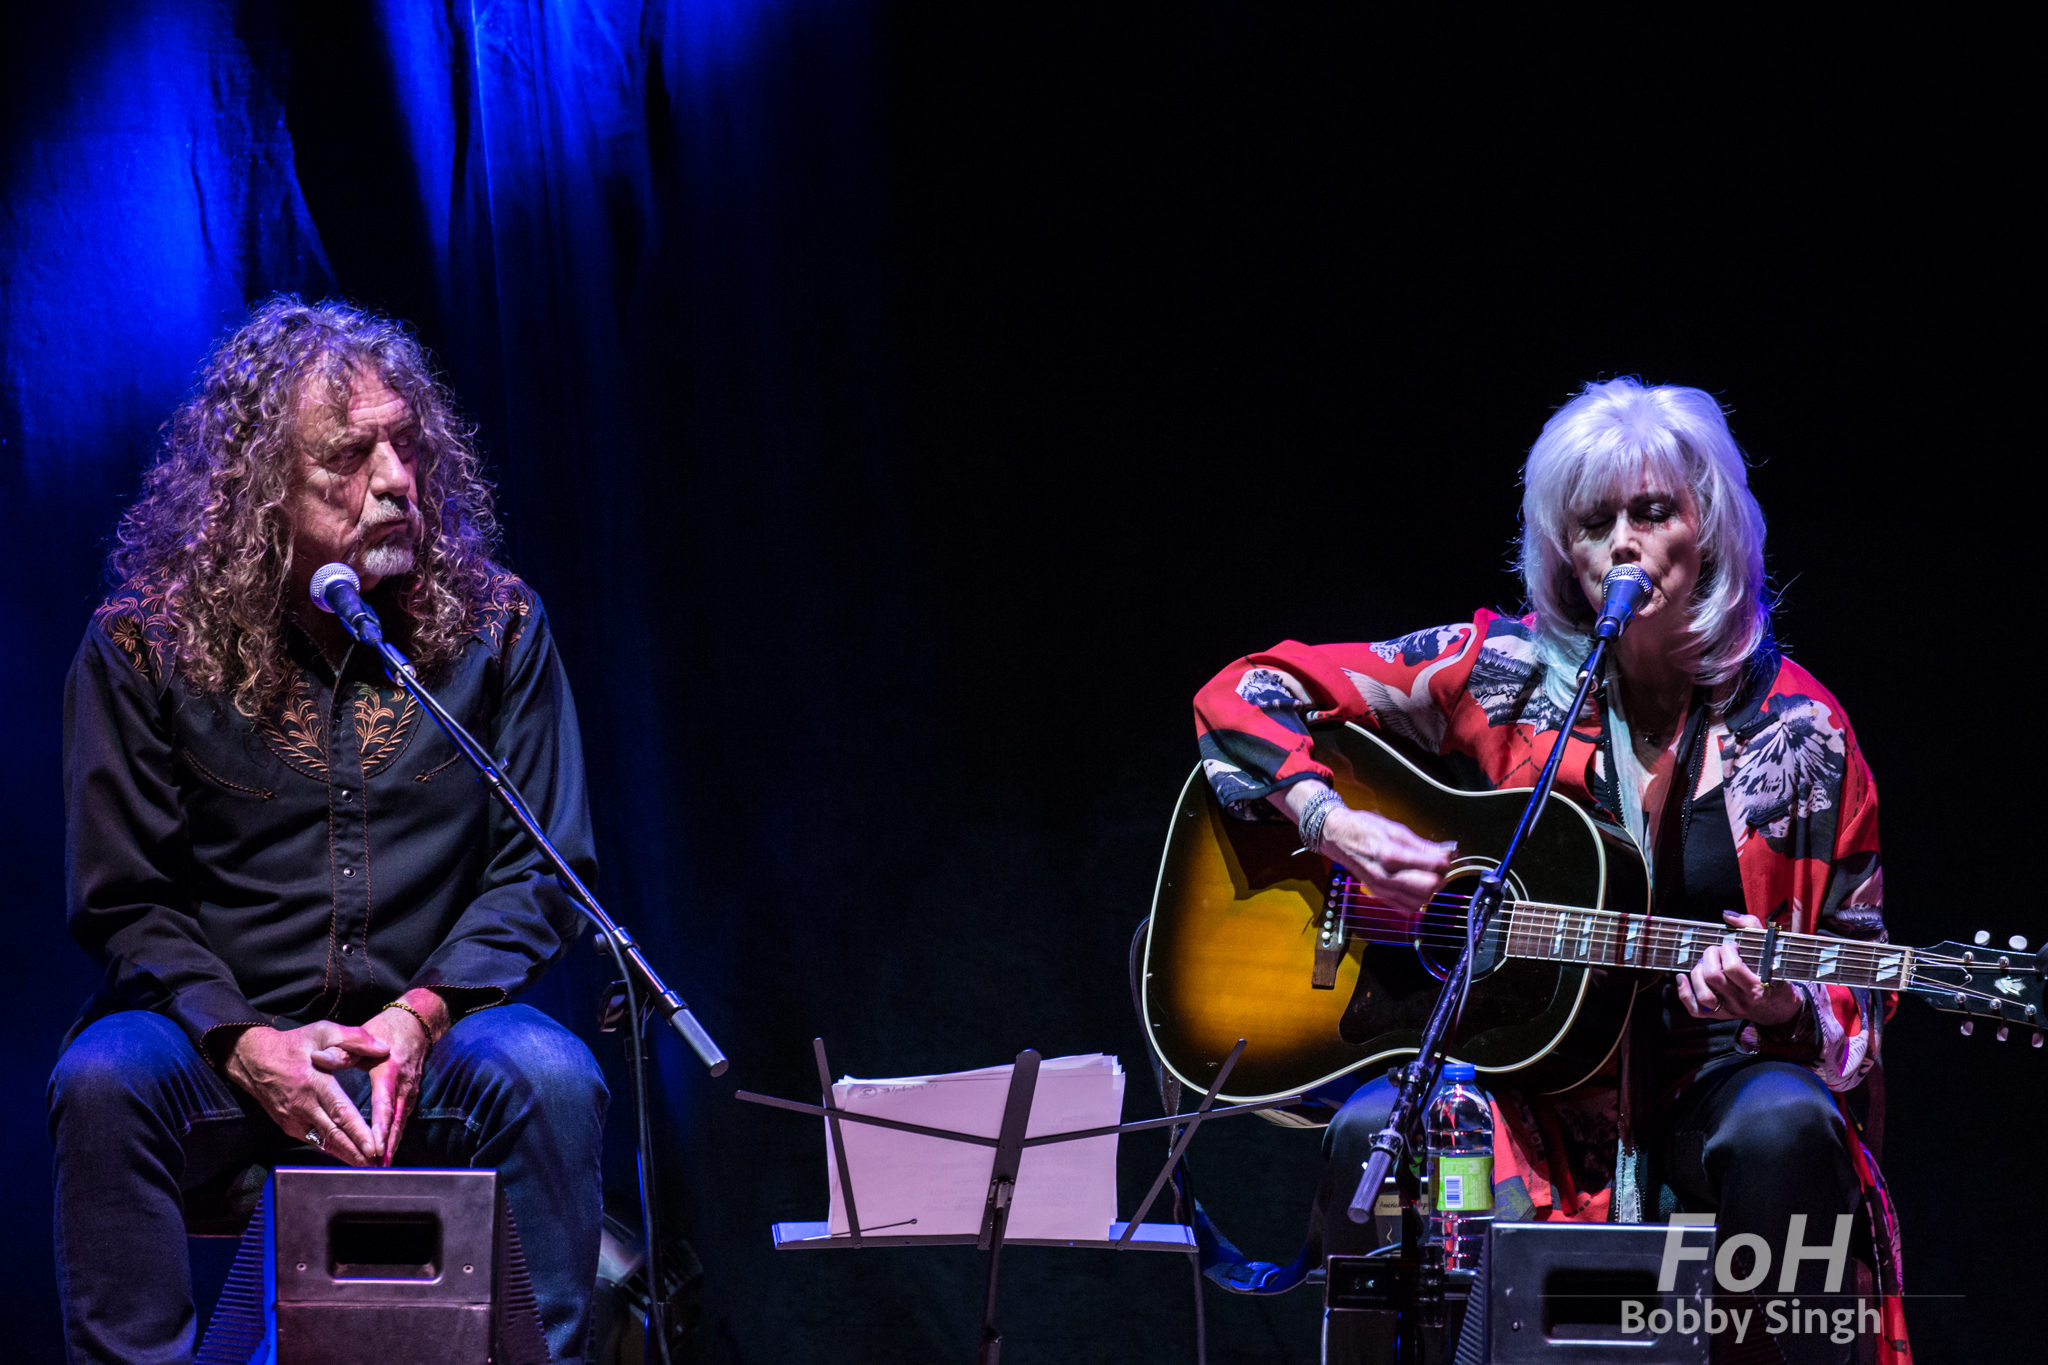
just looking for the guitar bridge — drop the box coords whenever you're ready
[1314,869,1350,989]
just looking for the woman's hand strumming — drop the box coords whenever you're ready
[1318,803,1455,914]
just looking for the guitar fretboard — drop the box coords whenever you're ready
[1499,904,1908,990]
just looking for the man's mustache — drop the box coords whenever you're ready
[357,504,420,535]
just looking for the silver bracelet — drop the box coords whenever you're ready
[1297,786,1346,855]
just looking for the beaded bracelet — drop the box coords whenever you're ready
[1297,786,1347,855]
[380,1000,436,1052]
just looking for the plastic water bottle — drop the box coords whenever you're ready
[1425,1062,1493,1271]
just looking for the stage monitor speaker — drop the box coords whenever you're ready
[1454,1222,1715,1365]
[196,1166,549,1365]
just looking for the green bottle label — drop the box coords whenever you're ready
[1434,1155,1493,1212]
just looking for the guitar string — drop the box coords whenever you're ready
[1927,981,2038,1009]
[1326,901,1965,993]
[1899,976,2044,1017]
[1310,890,2034,1008]
[1329,899,1914,978]
[1333,918,1867,978]
[1328,884,1892,958]
[1360,924,1874,976]
[1327,881,1851,943]
[1322,887,2028,979]
[1326,913,2023,1006]
[1320,876,2033,976]
[1318,866,2040,986]
[1501,921,1894,984]
[1318,888,2023,982]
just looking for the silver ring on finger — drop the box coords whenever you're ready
[305,1127,324,1149]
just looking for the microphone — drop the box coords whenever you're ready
[1592,564,1654,641]
[310,562,384,644]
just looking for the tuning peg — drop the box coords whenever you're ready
[1960,1020,1974,1036]
[2011,936,2031,951]
[1975,930,1992,946]
[2035,1032,2045,1048]
[1998,1025,2011,1042]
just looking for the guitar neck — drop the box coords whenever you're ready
[1499,903,1910,991]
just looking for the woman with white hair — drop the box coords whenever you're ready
[1189,378,1901,1365]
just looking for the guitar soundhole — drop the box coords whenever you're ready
[1413,864,1518,981]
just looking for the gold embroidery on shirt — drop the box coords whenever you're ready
[92,576,177,682]
[354,683,420,775]
[257,676,329,779]
[102,613,147,673]
[255,677,422,781]
[476,571,532,656]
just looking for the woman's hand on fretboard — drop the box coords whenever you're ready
[1675,910,1804,1026]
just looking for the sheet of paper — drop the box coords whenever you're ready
[825,1053,1124,1241]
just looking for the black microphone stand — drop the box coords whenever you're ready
[336,603,726,1365]
[1344,626,1620,1229]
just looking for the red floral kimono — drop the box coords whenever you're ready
[1193,609,1907,1360]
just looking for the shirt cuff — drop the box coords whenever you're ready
[166,980,270,1065]
[1741,983,1824,1064]
[418,983,508,1027]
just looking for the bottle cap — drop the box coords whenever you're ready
[1441,1061,1476,1083]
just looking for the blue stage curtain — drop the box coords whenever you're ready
[2,3,923,1356]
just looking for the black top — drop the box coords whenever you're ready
[1654,778,1746,1087]
[61,572,596,1061]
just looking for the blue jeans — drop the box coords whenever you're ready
[48,1005,608,1365]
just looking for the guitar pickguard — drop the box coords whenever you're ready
[1338,949,1569,1049]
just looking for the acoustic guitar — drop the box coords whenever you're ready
[1140,721,2045,1105]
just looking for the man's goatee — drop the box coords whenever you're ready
[362,541,417,578]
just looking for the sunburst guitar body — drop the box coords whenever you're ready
[1141,721,2045,1108]
[1140,721,1647,1105]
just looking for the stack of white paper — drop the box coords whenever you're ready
[825,1053,1125,1242]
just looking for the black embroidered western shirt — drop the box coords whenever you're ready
[61,572,596,1060]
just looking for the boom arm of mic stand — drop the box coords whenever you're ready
[369,638,729,1076]
[1347,635,1610,1221]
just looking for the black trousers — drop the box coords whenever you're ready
[1320,1054,1865,1365]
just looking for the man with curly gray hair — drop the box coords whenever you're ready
[47,298,608,1364]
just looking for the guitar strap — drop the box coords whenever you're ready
[1612,689,1713,1225]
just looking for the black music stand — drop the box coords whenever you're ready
[738,1038,1298,1365]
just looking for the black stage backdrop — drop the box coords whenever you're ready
[1,5,2037,1362]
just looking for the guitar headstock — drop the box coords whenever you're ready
[1911,932,2047,1046]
